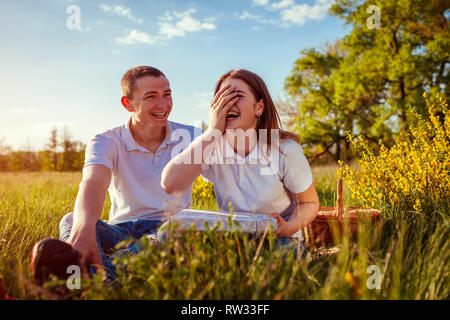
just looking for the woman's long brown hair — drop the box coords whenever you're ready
[214,69,300,148]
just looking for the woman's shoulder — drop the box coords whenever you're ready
[279,138,304,155]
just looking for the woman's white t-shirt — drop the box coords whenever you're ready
[201,138,313,239]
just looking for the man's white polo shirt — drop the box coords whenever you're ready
[84,119,200,224]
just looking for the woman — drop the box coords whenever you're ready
[161,69,319,246]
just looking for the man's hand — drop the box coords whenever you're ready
[68,164,112,269]
[67,229,103,267]
[267,212,299,238]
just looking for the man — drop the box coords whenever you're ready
[31,66,199,283]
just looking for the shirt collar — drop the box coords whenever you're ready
[122,118,178,153]
[222,136,260,162]
[159,121,179,148]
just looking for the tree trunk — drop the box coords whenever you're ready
[335,138,341,162]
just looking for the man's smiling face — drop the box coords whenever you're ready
[128,75,173,127]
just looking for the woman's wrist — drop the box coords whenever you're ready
[286,211,303,230]
[284,220,302,236]
[201,128,223,155]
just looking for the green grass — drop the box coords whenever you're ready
[0,168,448,299]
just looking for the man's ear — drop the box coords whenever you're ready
[255,99,264,116]
[121,96,133,112]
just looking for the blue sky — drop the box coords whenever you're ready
[0,0,349,150]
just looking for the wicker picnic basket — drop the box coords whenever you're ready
[303,179,382,248]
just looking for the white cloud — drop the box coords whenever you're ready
[253,0,269,6]
[280,0,332,25]
[99,4,143,23]
[117,30,159,44]
[244,0,332,27]
[270,0,294,10]
[239,11,262,20]
[172,8,196,19]
[117,8,216,45]
[158,9,216,40]
[238,10,279,25]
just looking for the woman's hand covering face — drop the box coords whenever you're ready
[208,84,241,133]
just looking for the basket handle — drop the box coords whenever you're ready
[336,178,344,220]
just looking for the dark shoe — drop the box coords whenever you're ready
[0,277,16,300]
[30,238,89,287]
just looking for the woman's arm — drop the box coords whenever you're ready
[161,129,217,194]
[161,84,240,194]
[268,183,320,237]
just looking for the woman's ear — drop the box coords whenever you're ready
[255,99,264,116]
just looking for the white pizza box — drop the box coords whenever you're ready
[168,209,277,234]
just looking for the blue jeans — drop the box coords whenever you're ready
[59,212,163,281]
[269,236,307,258]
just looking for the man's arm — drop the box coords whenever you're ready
[66,164,111,266]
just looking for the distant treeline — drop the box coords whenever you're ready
[0,127,85,172]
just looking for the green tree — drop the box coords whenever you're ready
[44,127,59,171]
[22,139,40,171]
[8,151,26,171]
[38,150,55,172]
[72,141,86,170]
[59,127,77,171]
[0,138,11,171]
[7,140,40,171]
[283,0,449,162]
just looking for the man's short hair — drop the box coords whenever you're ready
[121,66,166,99]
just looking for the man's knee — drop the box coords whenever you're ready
[157,221,170,242]
[59,212,74,241]
[59,211,74,229]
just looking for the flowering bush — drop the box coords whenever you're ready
[338,94,449,220]
[192,176,214,198]
[191,176,216,209]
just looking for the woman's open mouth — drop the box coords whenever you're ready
[226,111,240,121]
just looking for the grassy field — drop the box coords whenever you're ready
[0,167,448,299]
